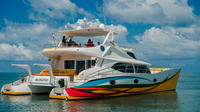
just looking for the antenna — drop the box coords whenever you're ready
[71,12,75,23]
[72,15,75,24]
[103,0,106,24]
[83,17,87,28]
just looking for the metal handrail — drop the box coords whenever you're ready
[43,41,99,49]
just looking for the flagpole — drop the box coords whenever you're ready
[54,33,56,48]
[52,33,56,48]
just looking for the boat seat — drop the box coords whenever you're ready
[54,87,64,94]
[12,80,22,86]
[4,84,12,91]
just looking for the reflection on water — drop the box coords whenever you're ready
[0,91,178,112]
[65,91,179,112]
[1,72,200,112]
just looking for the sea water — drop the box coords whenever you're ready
[0,72,200,112]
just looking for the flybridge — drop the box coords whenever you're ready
[59,28,117,37]
[43,28,117,49]
[42,28,152,66]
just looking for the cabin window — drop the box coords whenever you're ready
[134,79,139,83]
[127,52,136,59]
[126,64,134,73]
[86,60,96,68]
[112,63,150,73]
[112,63,134,73]
[134,64,150,73]
[76,60,85,75]
[91,60,96,66]
[109,80,116,85]
[87,60,91,68]
[64,60,75,69]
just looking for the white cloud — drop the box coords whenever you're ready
[27,0,93,20]
[105,0,198,26]
[0,18,128,61]
[66,18,127,33]
[0,33,5,39]
[0,20,58,50]
[169,25,200,41]
[0,20,61,60]
[132,26,200,60]
[65,18,128,44]
[0,43,42,60]
[0,0,95,61]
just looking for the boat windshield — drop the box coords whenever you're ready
[111,63,151,73]
[126,52,136,59]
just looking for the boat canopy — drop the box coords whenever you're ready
[60,28,117,37]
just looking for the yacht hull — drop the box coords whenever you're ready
[1,81,54,95]
[55,69,181,100]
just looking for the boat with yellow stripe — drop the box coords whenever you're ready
[1,28,181,100]
[47,28,181,100]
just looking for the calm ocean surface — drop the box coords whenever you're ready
[0,72,200,112]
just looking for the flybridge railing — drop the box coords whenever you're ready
[43,42,99,48]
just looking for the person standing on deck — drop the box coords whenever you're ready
[62,36,67,47]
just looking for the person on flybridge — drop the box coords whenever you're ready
[62,36,67,46]
[61,36,78,47]
[85,39,94,47]
[61,35,99,47]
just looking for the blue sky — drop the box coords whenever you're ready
[0,0,200,73]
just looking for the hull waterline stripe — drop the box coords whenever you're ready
[65,70,181,99]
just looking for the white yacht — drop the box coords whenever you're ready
[1,28,181,100]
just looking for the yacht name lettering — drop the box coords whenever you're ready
[35,78,49,81]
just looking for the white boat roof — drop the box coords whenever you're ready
[103,57,151,66]
[60,28,117,37]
